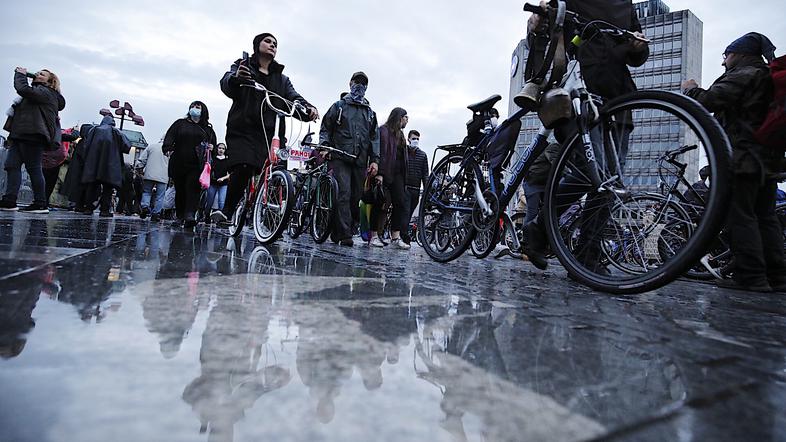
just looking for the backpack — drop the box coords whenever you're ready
[755,55,786,150]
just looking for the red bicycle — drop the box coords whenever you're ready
[227,81,308,244]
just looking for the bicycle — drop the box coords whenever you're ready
[418,1,731,294]
[226,80,308,244]
[288,142,351,243]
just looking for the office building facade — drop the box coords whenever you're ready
[508,0,703,192]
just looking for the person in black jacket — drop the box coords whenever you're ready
[520,0,649,271]
[79,115,131,216]
[402,130,429,245]
[683,32,785,292]
[1,68,65,213]
[319,72,381,246]
[162,101,217,230]
[214,33,318,225]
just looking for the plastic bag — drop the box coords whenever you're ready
[199,162,211,190]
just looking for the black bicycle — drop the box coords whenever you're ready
[288,142,347,244]
[418,1,731,294]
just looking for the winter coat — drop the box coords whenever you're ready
[685,59,775,174]
[80,115,131,188]
[378,125,407,181]
[319,96,380,168]
[220,58,313,171]
[135,142,169,184]
[59,124,94,199]
[162,118,217,178]
[564,0,649,99]
[405,147,429,189]
[8,72,65,146]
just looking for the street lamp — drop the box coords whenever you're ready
[101,99,145,129]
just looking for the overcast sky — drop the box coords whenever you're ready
[1,0,783,161]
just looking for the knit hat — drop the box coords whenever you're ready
[725,32,777,63]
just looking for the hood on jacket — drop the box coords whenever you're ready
[100,115,115,126]
[55,91,65,111]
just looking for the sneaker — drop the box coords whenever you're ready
[210,210,228,223]
[493,244,511,259]
[0,200,18,211]
[20,203,49,214]
[370,237,385,248]
[99,211,113,218]
[139,207,150,220]
[339,238,354,247]
[150,213,161,223]
[392,238,411,250]
[184,219,197,230]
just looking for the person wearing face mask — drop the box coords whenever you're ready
[319,71,381,247]
[162,101,217,230]
[682,32,786,293]
[206,143,230,218]
[215,32,319,226]
[370,108,410,249]
[402,130,429,245]
[1,68,65,213]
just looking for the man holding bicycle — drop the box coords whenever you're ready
[215,32,319,224]
[521,0,649,271]
[319,72,381,247]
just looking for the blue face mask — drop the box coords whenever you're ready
[189,107,201,119]
[349,83,367,102]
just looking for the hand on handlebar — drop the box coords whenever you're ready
[526,1,549,34]
[630,31,649,52]
[307,106,319,121]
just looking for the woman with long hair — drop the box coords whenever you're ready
[162,100,217,230]
[370,107,410,249]
[1,68,65,213]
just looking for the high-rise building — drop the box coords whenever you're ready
[508,0,703,192]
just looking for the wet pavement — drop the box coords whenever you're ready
[0,211,785,442]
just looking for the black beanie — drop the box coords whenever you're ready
[253,33,278,57]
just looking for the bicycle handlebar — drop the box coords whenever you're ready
[240,81,305,117]
[300,141,358,160]
[523,2,651,44]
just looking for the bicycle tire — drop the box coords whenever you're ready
[253,169,295,244]
[311,175,338,244]
[471,219,501,259]
[228,187,249,238]
[288,189,306,239]
[418,153,477,263]
[543,90,731,294]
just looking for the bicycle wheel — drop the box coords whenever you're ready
[471,219,501,259]
[543,90,731,294]
[288,187,306,239]
[311,175,338,244]
[228,187,249,238]
[418,153,477,262]
[253,169,295,244]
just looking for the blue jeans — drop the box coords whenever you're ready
[140,180,167,214]
[3,141,46,205]
[205,184,227,211]
[523,182,545,224]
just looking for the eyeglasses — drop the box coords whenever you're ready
[722,53,728,60]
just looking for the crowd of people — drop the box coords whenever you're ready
[1,0,784,291]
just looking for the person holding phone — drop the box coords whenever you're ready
[214,33,319,224]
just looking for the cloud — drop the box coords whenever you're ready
[1,0,783,162]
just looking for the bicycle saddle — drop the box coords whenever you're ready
[467,95,502,113]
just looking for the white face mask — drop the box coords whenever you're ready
[490,117,499,128]
[409,139,419,148]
